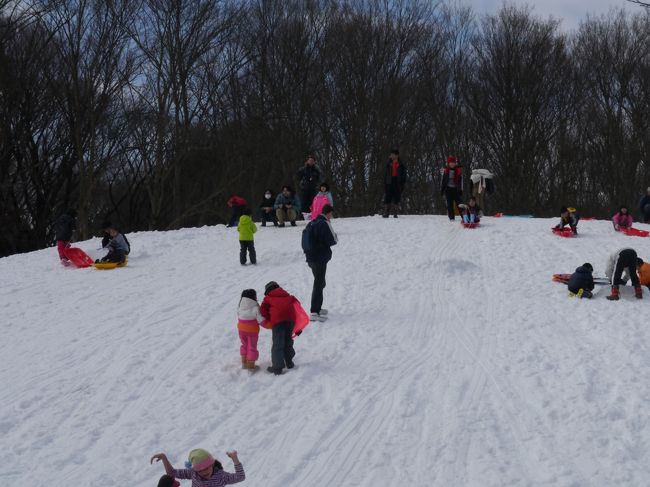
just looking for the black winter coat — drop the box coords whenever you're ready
[55,213,76,241]
[384,160,407,186]
[567,265,595,293]
[305,214,337,264]
[297,165,321,190]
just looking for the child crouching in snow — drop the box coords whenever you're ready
[151,448,244,486]
[555,206,579,235]
[567,263,594,298]
[238,289,267,370]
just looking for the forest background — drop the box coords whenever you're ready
[1,0,649,256]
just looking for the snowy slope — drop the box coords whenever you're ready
[1,216,650,486]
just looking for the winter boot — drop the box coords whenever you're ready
[606,286,620,301]
[382,205,390,218]
[241,356,247,369]
[246,360,259,371]
[266,366,282,375]
[392,204,399,218]
[261,221,266,227]
[635,286,643,299]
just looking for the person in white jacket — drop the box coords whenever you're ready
[236,289,267,370]
[605,248,643,300]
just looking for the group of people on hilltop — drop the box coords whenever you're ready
[229,155,333,229]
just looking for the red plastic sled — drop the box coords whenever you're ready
[461,221,480,228]
[292,301,310,338]
[552,227,576,238]
[621,227,649,237]
[64,247,94,268]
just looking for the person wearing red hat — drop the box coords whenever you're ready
[440,156,463,221]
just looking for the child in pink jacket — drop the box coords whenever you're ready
[237,289,267,370]
[612,205,633,231]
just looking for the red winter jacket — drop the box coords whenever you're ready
[227,195,248,207]
[260,288,297,327]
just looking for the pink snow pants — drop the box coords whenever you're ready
[239,331,259,361]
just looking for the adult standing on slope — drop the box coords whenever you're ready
[383,149,407,218]
[605,248,643,300]
[303,204,338,321]
[639,186,650,223]
[440,155,463,221]
[54,208,76,264]
[297,154,321,213]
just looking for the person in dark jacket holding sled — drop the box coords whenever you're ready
[303,204,338,322]
[567,263,595,299]
[260,281,298,375]
[441,156,463,221]
[54,208,77,264]
[383,149,407,218]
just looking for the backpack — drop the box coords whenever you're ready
[301,221,314,253]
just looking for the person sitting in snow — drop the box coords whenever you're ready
[612,205,633,231]
[151,449,244,486]
[605,248,642,300]
[567,263,595,299]
[259,189,278,227]
[459,196,482,225]
[554,206,579,235]
[274,185,301,227]
[97,223,130,264]
[260,281,298,375]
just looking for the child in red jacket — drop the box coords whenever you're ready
[260,281,298,375]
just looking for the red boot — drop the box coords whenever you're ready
[606,286,620,301]
[635,286,643,299]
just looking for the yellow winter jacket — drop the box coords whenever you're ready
[237,215,257,241]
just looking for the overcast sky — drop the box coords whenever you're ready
[468,0,641,30]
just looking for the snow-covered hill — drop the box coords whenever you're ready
[2,215,650,486]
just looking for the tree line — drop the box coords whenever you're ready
[1,0,650,257]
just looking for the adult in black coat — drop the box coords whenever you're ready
[567,263,595,298]
[383,149,407,218]
[297,155,321,212]
[304,204,338,320]
[259,189,278,227]
[54,208,76,262]
[639,187,650,223]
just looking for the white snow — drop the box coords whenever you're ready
[1,215,650,486]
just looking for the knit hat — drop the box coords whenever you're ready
[241,288,257,300]
[188,449,215,472]
[390,148,399,155]
[582,263,593,272]
[157,475,180,487]
[560,206,568,214]
[265,281,280,295]
[447,155,457,164]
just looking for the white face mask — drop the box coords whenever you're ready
[265,193,272,198]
